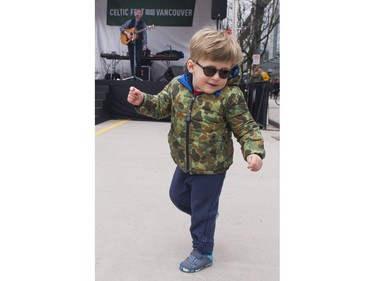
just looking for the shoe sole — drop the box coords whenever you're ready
[179,262,213,273]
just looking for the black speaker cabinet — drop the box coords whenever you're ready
[211,0,227,20]
[140,66,151,81]
[164,66,184,82]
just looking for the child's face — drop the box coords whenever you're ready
[187,59,232,94]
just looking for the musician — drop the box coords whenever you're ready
[120,8,148,78]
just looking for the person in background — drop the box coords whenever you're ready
[120,8,148,78]
[127,28,265,273]
[249,65,264,82]
[270,78,280,99]
[260,66,270,81]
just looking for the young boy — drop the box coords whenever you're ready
[127,28,265,273]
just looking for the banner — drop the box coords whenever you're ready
[107,0,196,26]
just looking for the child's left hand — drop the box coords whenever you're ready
[246,154,263,172]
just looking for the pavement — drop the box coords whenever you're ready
[95,99,279,281]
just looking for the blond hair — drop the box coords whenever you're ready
[189,28,243,67]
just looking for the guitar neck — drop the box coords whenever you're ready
[135,27,146,34]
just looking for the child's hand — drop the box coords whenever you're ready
[246,154,263,172]
[127,86,144,106]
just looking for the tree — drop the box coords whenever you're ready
[237,0,279,69]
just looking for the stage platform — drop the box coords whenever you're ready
[95,79,170,124]
[95,79,271,129]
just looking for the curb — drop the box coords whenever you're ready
[268,119,280,129]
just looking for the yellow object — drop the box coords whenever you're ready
[262,71,270,81]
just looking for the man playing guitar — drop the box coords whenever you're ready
[119,8,148,78]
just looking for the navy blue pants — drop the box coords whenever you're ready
[169,166,226,254]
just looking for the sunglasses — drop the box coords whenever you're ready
[195,61,231,79]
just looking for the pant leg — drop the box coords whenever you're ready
[128,44,135,76]
[169,167,226,255]
[135,43,142,77]
[169,167,192,215]
[189,172,226,254]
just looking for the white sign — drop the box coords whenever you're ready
[252,54,260,65]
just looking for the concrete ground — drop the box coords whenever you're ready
[95,99,280,281]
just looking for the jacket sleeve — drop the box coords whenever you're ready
[135,82,174,120]
[224,86,266,160]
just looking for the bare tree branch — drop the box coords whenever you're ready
[237,0,279,69]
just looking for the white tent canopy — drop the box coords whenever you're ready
[95,0,219,80]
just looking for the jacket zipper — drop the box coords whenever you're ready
[186,95,196,173]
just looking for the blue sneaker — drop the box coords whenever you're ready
[179,249,213,273]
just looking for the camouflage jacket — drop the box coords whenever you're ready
[135,73,265,175]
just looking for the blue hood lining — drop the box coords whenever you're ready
[177,72,222,97]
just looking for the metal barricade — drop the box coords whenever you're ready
[240,81,270,129]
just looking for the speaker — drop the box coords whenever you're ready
[211,0,227,20]
[163,66,184,82]
[140,66,151,81]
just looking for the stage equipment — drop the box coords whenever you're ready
[100,53,182,62]
[100,53,183,81]
[159,66,184,82]
[105,72,121,80]
[104,54,121,80]
[211,0,227,20]
[140,66,151,81]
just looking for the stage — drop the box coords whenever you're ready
[95,79,270,129]
[95,79,171,124]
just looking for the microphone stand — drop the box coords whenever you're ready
[124,36,143,81]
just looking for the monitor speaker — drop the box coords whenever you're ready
[211,0,227,20]
[163,66,184,82]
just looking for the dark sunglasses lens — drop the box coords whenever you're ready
[198,62,231,79]
[203,66,217,77]
[219,70,230,78]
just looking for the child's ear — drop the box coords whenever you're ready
[186,59,194,73]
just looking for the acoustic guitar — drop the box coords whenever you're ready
[120,24,155,45]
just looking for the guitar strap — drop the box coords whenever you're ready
[129,19,136,28]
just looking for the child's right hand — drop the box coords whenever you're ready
[127,86,144,106]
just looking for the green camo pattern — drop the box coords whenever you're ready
[136,77,265,174]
